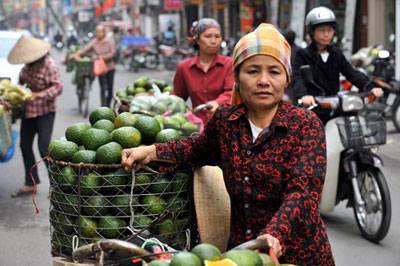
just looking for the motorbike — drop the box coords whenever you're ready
[352,48,400,132]
[160,44,193,71]
[121,46,147,72]
[300,65,391,243]
[54,40,64,51]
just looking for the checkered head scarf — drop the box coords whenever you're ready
[231,23,292,105]
[188,18,221,41]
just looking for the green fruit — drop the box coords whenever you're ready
[93,119,115,133]
[181,122,200,136]
[95,142,123,164]
[126,85,135,95]
[114,112,138,128]
[71,150,97,164]
[102,168,128,193]
[117,90,128,99]
[80,172,101,195]
[258,253,276,266]
[133,212,153,227]
[52,232,73,255]
[50,140,79,162]
[156,217,177,238]
[65,123,90,145]
[148,260,169,266]
[163,86,174,93]
[111,126,141,148]
[98,215,127,238]
[223,250,261,266]
[133,116,161,144]
[56,213,75,235]
[82,195,109,216]
[240,250,263,266]
[82,128,112,151]
[149,175,172,193]
[89,107,116,125]
[191,243,222,264]
[151,102,167,114]
[134,87,147,94]
[133,173,152,193]
[141,195,166,214]
[77,217,98,238]
[48,139,67,154]
[111,193,139,216]
[166,195,187,211]
[170,252,202,266]
[58,166,77,192]
[134,77,148,88]
[48,164,60,183]
[172,172,191,193]
[158,80,169,90]
[163,116,181,130]
[61,194,79,214]
[155,128,181,143]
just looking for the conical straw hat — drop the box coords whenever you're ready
[7,35,51,64]
[193,166,231,252]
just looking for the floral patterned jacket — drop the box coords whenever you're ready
[155,102,335,266]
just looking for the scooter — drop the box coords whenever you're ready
[300,65,391,243]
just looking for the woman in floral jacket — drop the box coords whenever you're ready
[121,24,335,266]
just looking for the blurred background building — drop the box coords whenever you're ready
[0,0,397,58]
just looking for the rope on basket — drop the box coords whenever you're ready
[30,155,49,214]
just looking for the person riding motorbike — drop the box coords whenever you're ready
[291,6,382,124]
[121,23,335,266]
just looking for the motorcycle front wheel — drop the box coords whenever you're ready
[353,165,391,242]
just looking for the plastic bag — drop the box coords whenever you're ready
[93,57,108,76]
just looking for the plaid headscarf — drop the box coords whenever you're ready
[188,18,221,40]
[231,23,291,105]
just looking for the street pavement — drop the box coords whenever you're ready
[0,49,399,265]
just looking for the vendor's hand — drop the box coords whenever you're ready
[121,145,157,172]
[371,87,383,98]
[68,54,79,60]
[301,95,316,107]
[257,234,282,258]
[26,92,41,101]
[206,100,219,114]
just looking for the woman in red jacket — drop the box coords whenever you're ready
[173,18,234,124]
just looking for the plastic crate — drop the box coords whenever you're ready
[121,35,150,47]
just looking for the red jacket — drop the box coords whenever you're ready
[173,54,234,123]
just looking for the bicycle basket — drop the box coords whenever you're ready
[75,60,94,78]
[335,116,387,149]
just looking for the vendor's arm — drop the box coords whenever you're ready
[261,111,326,254]
[172,63,189,101]
[74,40,95,58]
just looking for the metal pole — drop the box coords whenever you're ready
[343,0,357,59]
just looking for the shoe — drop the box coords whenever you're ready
[11,188,36,198]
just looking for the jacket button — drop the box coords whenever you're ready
[244,203,249,208]
[244,176,249,181]
[246,229,252,234]
[246,150,251,155]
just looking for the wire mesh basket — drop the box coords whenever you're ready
[75,60,94,78]
[48,160,194,259]
[335,115,387,149]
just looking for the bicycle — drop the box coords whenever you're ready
[73,58,94,118]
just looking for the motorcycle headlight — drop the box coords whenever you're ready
[342,95,364,112]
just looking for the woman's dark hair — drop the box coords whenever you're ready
[191,40,200,50]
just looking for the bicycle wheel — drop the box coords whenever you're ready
[353,165,391,242]
[391,99,400,132]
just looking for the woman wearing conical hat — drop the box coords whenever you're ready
[8,35,63,197]
[120,24,334,265]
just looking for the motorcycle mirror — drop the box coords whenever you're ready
[221,41,227,48]
[378,50,390,59]
[300,65,314,83]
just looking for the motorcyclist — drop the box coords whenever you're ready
[162,20,176,46]
[53,31,63,43]
[291,6,382,124]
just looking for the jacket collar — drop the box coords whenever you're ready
[188,53,225,71]
[228,102,290,131]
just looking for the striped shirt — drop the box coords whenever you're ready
[19,55,63,119]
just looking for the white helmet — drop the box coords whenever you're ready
[306,7,336,33]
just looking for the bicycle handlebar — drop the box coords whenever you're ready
[72,239,159,263]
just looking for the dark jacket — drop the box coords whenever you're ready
[292,42,372,100]
[291,42,372,124]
